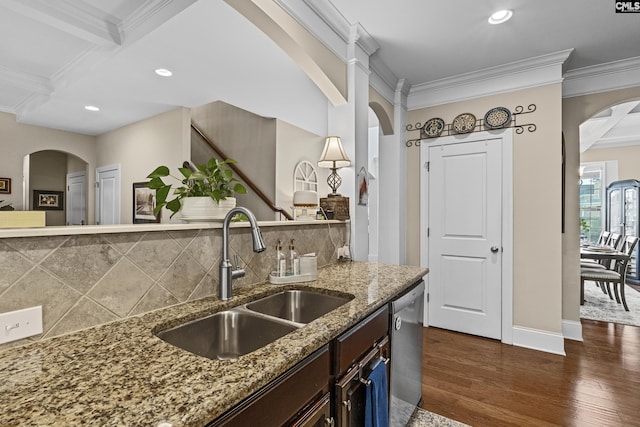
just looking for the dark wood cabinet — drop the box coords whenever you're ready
[332,306,390,427]
[606,179,640,284]
[209,345,331,427]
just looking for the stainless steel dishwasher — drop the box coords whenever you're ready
[389,280,425,426]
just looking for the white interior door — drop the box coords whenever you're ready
[95,165,120,225]
[66,172,86,225]
[427,138,503,339]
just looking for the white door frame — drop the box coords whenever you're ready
[95,164,121,225]
[66,171,86,225]
[420,129,513,345]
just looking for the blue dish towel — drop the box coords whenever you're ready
[365,359,389,427]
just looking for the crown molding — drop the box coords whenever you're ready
[120,0,198,46]
[0,66,52,96]
[2,0,121,45]
[408,49,573,110]
[369,55,400,104]
[562,56,640,98]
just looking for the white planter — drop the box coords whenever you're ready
[180,197,236,221]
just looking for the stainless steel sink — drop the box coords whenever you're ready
[245,290,353,324]
[156,310,297,360]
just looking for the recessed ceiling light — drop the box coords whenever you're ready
[488,9,513,24]
[155,68,173,77]
[84,105,100,112]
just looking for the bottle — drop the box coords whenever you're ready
[289,239,300,276]
[275,240,286,277]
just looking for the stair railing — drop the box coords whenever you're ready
[190,122,293,221]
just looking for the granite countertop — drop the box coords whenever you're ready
[0,261,427,426]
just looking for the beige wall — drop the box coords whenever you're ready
[275,119,329,211]
[406,83,563,333]
[563,85,640,322]
[190,101,278,220]
[369,87,394,135]
[582,145,640,181]
[0,112,96,213]
[96,108,191,224]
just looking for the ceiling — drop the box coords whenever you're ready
[1,0,640,145]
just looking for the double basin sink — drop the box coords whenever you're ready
[156,290,353,360]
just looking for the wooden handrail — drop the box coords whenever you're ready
[190,122,293,220]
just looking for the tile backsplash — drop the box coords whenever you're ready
[0,222,347,350]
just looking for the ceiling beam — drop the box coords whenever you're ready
[579,101,640,153]
[2,0,122,46]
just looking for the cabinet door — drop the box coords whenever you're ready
[209,345,330,427]
[624,187,637,238]
[609,188,623,234]
[290,393,333,427]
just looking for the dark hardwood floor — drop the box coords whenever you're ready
[421,320,640,426]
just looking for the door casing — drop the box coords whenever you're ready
[420,129,513,345]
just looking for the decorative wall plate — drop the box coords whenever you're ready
[484,107,512,129]
[451,113,476,134]
[423,118,445,138]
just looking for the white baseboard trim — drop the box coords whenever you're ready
[512,326,566,356]
[562,319,583,342]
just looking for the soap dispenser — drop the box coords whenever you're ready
[289,239,300,276]
[275,240,286,277]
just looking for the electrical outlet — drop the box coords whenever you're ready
[0,306,43,344]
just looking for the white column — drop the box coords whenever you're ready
[378,79,409,264]
[327,24,372,261]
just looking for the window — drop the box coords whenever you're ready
[293,160,318,192]
[579,163,604,241]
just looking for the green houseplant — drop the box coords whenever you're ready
[146,157,246,218]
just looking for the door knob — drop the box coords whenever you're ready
[491,246,500,253]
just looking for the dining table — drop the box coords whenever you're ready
[579,244,630,304]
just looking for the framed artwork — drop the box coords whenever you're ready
[133,182,160,223]
[33,190,64,210]
[0,178,10,194]
[357,166,369,206]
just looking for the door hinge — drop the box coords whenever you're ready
[95,182,100,188]
[427,293,429,303]
[427,227,430,237]
[424,161,430,171]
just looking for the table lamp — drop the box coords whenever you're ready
[318,136,351,197]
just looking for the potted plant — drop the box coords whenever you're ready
[146,157,247,220]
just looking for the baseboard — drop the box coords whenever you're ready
[512,326,566,356]
[562,319,583,342]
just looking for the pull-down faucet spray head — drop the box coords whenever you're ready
[219,207,265,300]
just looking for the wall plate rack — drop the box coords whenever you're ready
[405,104,537,147]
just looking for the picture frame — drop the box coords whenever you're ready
[357,166,369,206]
[0,177,10,194]
[133,182,161,223]
[33,190,64,210]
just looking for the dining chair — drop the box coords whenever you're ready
[580,235,639,311]
[598,230,611,245]
[580,232,622,271]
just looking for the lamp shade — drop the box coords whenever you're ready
[318,136,351,168]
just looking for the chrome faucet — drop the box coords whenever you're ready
[219,207,266,300]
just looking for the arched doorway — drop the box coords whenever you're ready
[24,150,88,226]
[578,99,640,323]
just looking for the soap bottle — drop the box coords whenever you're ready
[289,239,300,276]
[275,240,286,277]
